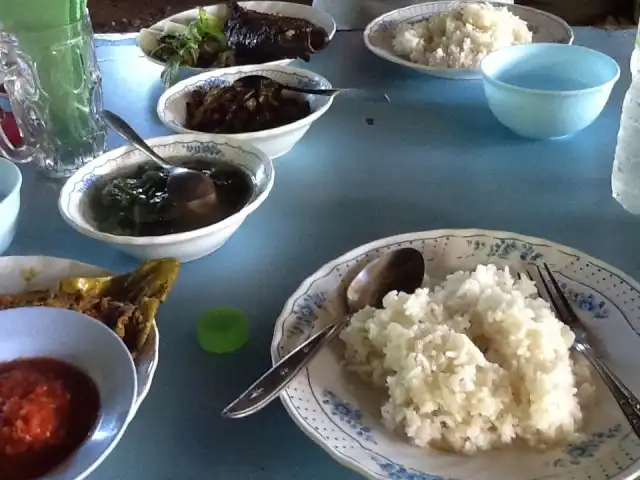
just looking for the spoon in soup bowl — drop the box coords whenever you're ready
[222,247,425,418]
[102,110,220,227]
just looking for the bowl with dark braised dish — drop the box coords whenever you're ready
[0,305,137,480]
[157,65,334,159]
[138,1,336,87]
[58,135,274,262]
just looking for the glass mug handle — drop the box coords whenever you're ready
[0,31,46,163]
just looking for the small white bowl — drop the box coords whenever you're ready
[0,156,21,254]
[138,1,336,78]
[157,65,334,159]
[0,306,137,480]
[58,135,274,263]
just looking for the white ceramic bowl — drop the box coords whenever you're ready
[0,306,137,480]
[273,229,640,480]
[138,1,336,78]
[157,65,334,159]
[58,135,274,263]
[363,0,573,80]
[0,157,22,254]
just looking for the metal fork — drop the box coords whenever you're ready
[523,263,640,438]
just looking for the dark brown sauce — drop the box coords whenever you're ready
[89,157,254,237]
[0,357,101,480]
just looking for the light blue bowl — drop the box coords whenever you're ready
[481,43,620,139]
[0,306,137,480]
[0,157,22,254]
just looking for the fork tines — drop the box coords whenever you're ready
[521,263,582,327]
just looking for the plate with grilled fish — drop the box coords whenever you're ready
[138,1,336,87]
[0,256,180,413]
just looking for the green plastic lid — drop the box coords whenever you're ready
[197,307,248,354]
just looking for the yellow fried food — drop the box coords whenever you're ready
[0,259,180,358]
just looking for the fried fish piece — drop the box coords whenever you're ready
[224,0,329,62]
[0,259,180,358]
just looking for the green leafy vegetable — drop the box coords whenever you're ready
[160,60,181,89]
[89,160,254,237]
[196,7,228,46]
[150,8,235,88]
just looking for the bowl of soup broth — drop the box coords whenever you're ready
[58,134,274,262]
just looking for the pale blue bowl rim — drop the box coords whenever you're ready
[0,156,22,203]
[480,43,621,96]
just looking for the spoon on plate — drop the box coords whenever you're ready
[222,247,425,419]
[235,75,391,103]
[102,110,220,220]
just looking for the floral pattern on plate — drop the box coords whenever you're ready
[272,229,640,479]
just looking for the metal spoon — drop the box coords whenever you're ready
[102,110,219,219]
[235,75,390,103]
[222,247,425,419]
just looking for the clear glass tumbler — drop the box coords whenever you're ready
[0,13,106,178]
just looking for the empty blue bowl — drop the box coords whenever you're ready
[480,43,620,139]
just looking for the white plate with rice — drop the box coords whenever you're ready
[272,229,640,479]
[363,1,573,80]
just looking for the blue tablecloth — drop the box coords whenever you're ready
[6,27,640,480]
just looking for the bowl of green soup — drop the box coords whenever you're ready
[58,134,274,263]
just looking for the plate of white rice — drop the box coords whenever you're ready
[272,229,640,479]
[363,1,573,79]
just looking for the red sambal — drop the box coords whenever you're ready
[0,358,100,480]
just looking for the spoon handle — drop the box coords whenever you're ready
[222,319,348,419]
[102,110,172,169]
[284,85,390,103]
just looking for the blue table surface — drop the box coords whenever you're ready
[6,27,640,480]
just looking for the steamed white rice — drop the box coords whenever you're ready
[340,264,595,454]
[392,3,532,69]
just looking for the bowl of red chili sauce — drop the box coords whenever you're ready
[0,306,137,480]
